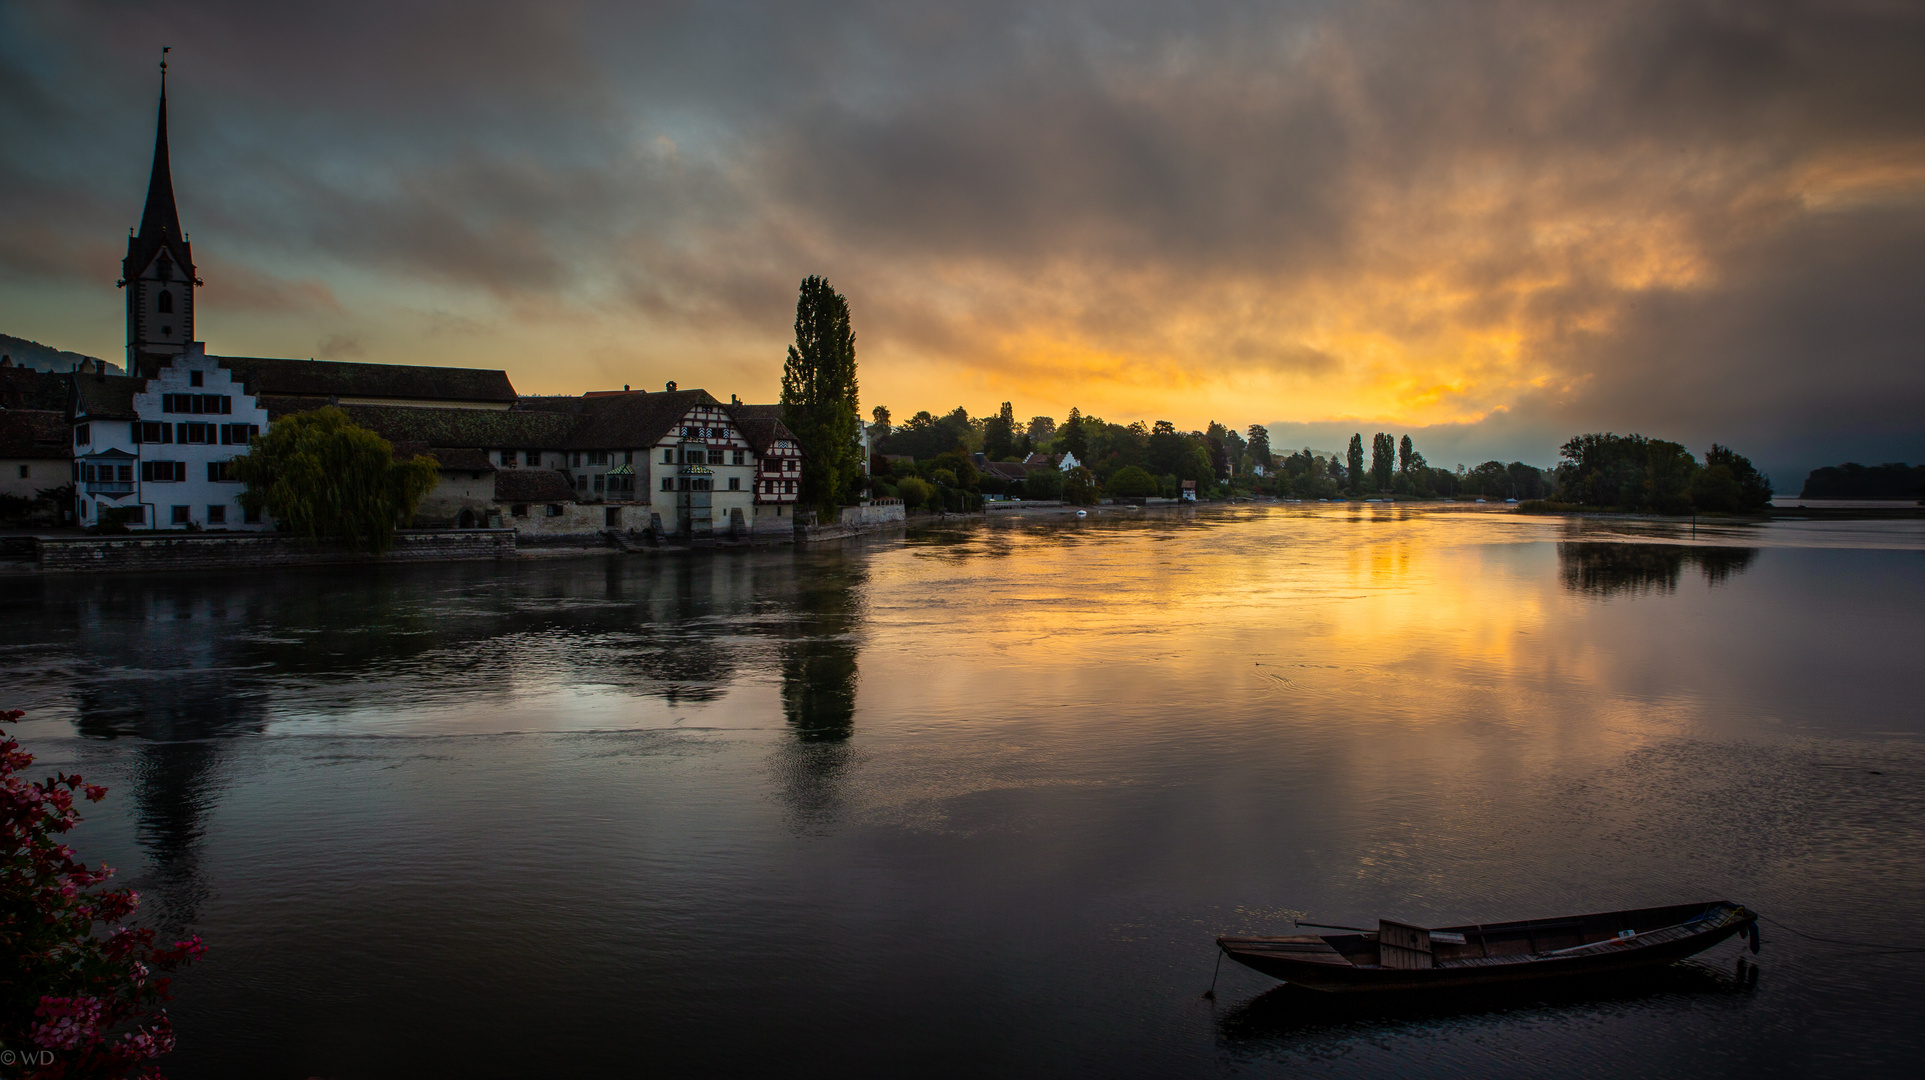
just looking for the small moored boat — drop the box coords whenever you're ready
[1217,900,1757,993]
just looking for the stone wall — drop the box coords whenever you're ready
[412,470,499,528]
[32,529,515,573]
[796,500,907,542]
[502,501,647,538]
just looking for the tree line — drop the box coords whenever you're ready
[1551,434,1771,513]
[867,405,1564,505]
[1797,461,1923,501]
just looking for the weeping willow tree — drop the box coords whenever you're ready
[231,407,440,554]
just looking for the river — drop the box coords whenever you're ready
[4,505,1922,1078]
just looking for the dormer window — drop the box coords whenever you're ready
[157,290,174,314]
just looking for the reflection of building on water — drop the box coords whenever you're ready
[1557,543,1758,598]
[61,582,270,935]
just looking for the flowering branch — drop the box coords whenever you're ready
[1,709,205,1079]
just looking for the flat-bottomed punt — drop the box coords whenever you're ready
[1217,901,1757,993]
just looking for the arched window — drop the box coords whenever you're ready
[157,290,174,314]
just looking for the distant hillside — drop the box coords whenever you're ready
[1799,462,1924,499]
[0,333,120,375]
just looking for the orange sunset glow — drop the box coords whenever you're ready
[3,1,1922,480]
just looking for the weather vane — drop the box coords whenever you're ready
[160,45,170,80]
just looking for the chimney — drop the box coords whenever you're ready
[731,394,740,405]
[623,384,630,391]
[666,380,677,392]
[78,358,94,374]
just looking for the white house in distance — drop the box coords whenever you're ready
[1022,450,1082,471]
[72,346,269,529]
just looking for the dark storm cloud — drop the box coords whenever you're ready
[1,0,1920,475]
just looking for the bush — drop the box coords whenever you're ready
[1107,466,1158,498]
[1064,466,1098,506]
[1,709,205,1074]
[86,506,141,535]
[1023,468,1064,500]
[896,476,935,509]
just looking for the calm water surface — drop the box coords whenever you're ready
[4,506,1923,1079]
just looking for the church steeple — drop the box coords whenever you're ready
[137,82,183,243]
[121,49,198,370]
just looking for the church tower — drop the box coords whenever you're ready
[120,58,198,371]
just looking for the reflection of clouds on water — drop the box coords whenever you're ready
[1557,543,1758,597]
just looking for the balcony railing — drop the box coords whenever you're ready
[85,481,135,496]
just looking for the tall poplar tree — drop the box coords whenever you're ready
[1371,432,1395,491]
[780,276,860,516]
[1346,434,1365,494]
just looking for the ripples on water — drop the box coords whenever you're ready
[3,506,1922,1078]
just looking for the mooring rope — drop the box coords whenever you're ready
[1759,914,1925,954]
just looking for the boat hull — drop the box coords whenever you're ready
[1218,901,1755,993]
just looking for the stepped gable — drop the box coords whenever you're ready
[565,388,721,449]
[72,374,144,420]
[0,366,72,411]
[335,404,579,449]
[0,410,71,460]
[495,468,577,503]
[205,356,517,406]
[726,403,798,454]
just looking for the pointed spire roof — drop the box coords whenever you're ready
[138,87,182,242]
[122,70,194,285]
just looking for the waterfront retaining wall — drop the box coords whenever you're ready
[32,529,516,573]
[796,501,907,542]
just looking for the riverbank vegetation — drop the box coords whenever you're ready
[232,407,440,554]
[1798,462,1923,501]
[1550,435,1771,513]
[861,390,1776,518]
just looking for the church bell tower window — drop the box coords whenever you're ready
[157,290,173,314]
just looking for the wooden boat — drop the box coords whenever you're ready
[1217,900,1757,993]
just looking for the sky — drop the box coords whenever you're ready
[2,0,1921,484]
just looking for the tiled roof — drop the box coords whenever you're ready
[0,410,71,459]
[262,396,336,420]
[0,368,71,411]
[337,404,579,448]
[265,388,784,466]
[209,356,517,404]
[423,447,495,471]
[494,469,577,503]
[73,375,145,420]
[566,389,722,449]
[727,403,798,455]
[981,461,1028,481]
